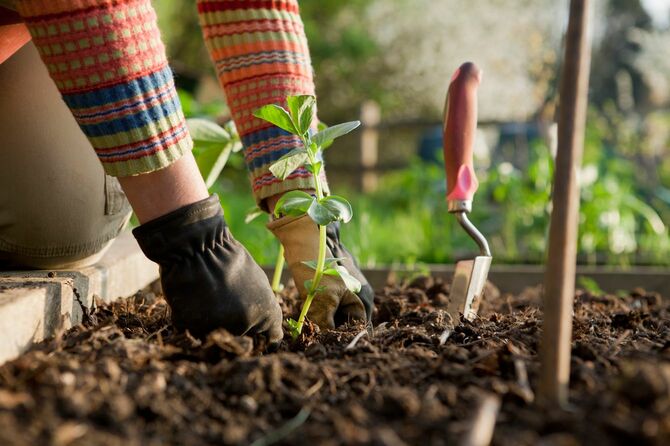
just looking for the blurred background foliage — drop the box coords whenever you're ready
[156,0,670,267]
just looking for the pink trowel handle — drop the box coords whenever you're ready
[443,62,482,211]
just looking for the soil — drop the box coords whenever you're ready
[0,276,668,446]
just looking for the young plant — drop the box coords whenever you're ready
[245,206,286,293]
[186,118,243,189]
[253,95,361,338]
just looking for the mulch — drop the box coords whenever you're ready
[0,275,668,446]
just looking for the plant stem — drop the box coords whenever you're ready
[296,224,327,330]
[303,136,324,201]
[271,244,285,292]
[295,137,328,334]
[296,288,315,331]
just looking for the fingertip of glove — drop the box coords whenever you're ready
[335,296,367,327]
[266,339,282,353]
[270,321,284,344]
[359,283,375,321]
[311,313,336,330]
[307,300,336,330]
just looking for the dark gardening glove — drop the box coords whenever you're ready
[133,195,283,343]
[268,214,374,329]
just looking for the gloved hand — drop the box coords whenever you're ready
[133,195,283,344]
[268,214,374,329]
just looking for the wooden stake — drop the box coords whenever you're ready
[539,0,592,407]
[359,100,381,193]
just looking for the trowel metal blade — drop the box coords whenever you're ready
[447,255,492,322]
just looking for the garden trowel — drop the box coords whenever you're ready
[443,62,492,322]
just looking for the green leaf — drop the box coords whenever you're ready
[308,141,319,157]
[577,276,604,295]
[187,121,237,189]
[269,148,309,180]
[286,318,301,339]
[222,121,244,153]
[202,144,234,189]
[275,190,315,218]
[230,141,243,153]
[307,200,338,226]
[286,95,303,123]
[317,122,334,149]
[306,196,353,226]
[321,265,361,293]
[623,194,666,235]
[287,95,316,136]
[320,195,353,223]
[303,279,326,294]
[325,257,345,268]
[186,118,231,145]
[244,206,264,224]
[178,89,196,116]
[306,161,322,176]
[312,121,361,148]
[334,265,362,293]
[302,257,345,270]
[253,104,298,135]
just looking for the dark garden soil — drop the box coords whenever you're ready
[0,276,668,446]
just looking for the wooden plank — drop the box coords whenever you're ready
[0,231,159,365]
[0,280,75,364]
[539,0,593,407]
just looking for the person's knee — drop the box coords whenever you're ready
[0,179,131,269]
[0,240,115,270]
[0,43,132,270]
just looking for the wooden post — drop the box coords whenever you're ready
[539,0,592,407]
[359,100,381,193]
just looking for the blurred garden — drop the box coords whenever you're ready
[155,0,670,268]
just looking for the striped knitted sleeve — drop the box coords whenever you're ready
[16,0,192,177]
[197,0,329,206]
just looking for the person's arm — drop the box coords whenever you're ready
[16,0,206,221]
[17,0,191,178]
[16,0,282,342]
[197,0,325,210]
[197,0,374,328]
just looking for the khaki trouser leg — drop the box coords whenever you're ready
[0,42,132,269]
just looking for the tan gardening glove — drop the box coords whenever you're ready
[268,214,374,329]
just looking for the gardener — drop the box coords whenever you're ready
[0,0,374,344]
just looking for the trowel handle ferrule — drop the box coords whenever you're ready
[447,199,472,213]
[443,62,482,204]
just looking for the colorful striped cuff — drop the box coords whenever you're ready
[18,0,192,176]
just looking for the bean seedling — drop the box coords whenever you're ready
[254,95,362,338]
[185,118,242,189]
